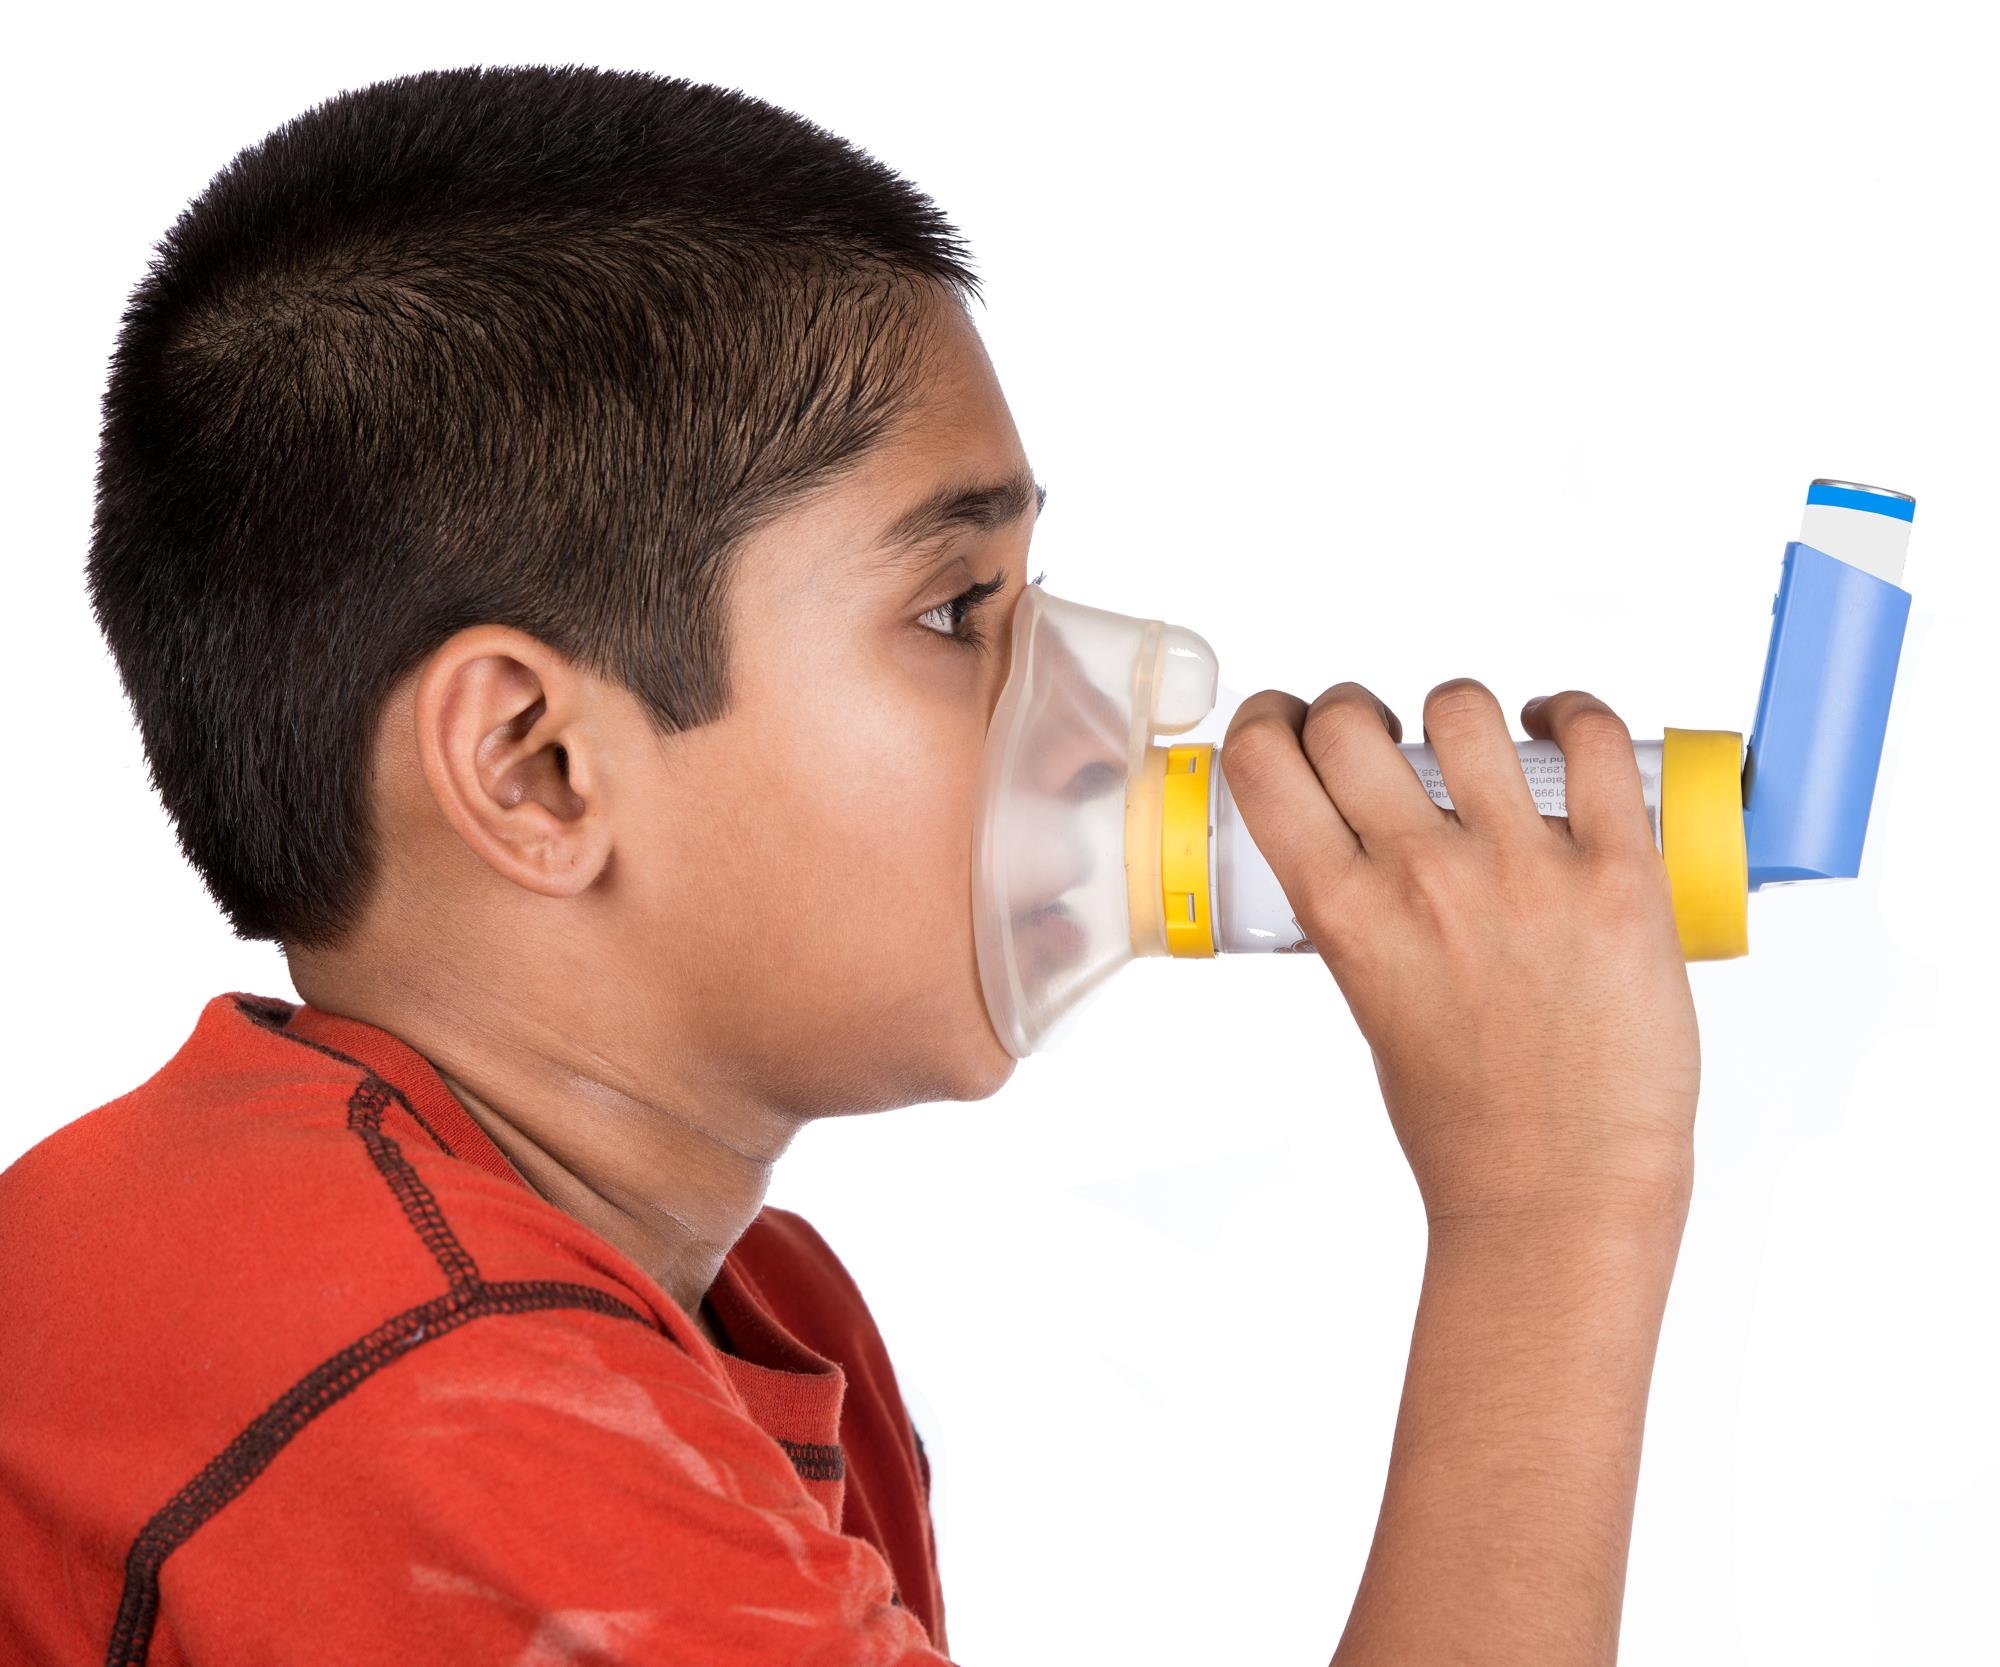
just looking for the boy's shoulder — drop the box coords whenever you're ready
[0,994,949,1664]
[0,992,715,1459]
[0,989,897,1427]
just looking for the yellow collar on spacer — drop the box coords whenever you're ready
[1161,743,1217,958]
[1661,727,1749,960]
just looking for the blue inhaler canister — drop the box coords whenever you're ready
[1742,479,1915,888]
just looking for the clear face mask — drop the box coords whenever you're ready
[971,479,1915,1058]
[970,584,1224,1059]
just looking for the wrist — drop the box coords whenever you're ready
[1422,1183,1689,1324]
[1424,1146,1695,1256]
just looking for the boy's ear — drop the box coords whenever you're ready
[411,625,613,900]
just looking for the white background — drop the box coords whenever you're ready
[7,4,1997,1662]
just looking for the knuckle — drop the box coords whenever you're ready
[1423,678,1500,729]
[1395,833,1466,911]
[1301,684,1379,751]
[1561,704,1632,748]
[1289,859,1350,933]
[1226,689,1305,738]
[1585,848,1670,915]
[1306,679,1374,715]
[1220,714,1296,794]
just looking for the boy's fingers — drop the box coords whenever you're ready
[1296,682,1441,853]
[1420,677,1544,836]
[1519,690,1657,858]
[1220,690,1362,909]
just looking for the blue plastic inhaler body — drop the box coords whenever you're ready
[1742,480,1915,889]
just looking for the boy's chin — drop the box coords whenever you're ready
[950,1028,1020,1102]
[904,979,1022,1103]
[904,1023,1022,1109]
[895,1028,1018,1108]
[809,1017,1017,1116]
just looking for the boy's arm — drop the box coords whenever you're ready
[1336,1198,1687,1664]
[1221,677,1703,1667]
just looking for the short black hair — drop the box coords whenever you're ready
[86,64,981,949]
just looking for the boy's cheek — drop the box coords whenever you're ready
[630,696,998,1086]
[771,799,998,1075]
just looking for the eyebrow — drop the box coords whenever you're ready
[869,467,1046,570]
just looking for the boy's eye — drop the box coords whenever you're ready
[917,571,1008,649]
[915,598,962,637]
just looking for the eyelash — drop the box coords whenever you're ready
[919,568,1043,649]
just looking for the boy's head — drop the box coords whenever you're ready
[88,66,1045,1113]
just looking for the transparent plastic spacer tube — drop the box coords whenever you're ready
[1208,738,1666,953]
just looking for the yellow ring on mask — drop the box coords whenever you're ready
[1162,744,1216,958]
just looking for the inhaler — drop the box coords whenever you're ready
[972,479,1916,1057]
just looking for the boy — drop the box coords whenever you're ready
[0,65,1698,1664]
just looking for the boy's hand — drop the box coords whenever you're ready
[1220,677,1699,1233]
[1223,676,1700,1663]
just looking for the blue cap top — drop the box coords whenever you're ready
[1806,480,1915,522]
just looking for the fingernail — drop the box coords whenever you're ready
[1523,694,1548,715]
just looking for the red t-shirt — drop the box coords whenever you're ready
[0,991,954,1664]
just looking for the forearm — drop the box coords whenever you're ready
[1334,1193,1689,1666]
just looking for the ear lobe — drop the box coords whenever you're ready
[414,627,613,901]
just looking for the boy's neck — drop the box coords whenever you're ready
[435,1063,779,1351]
[287,960,796,1344]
